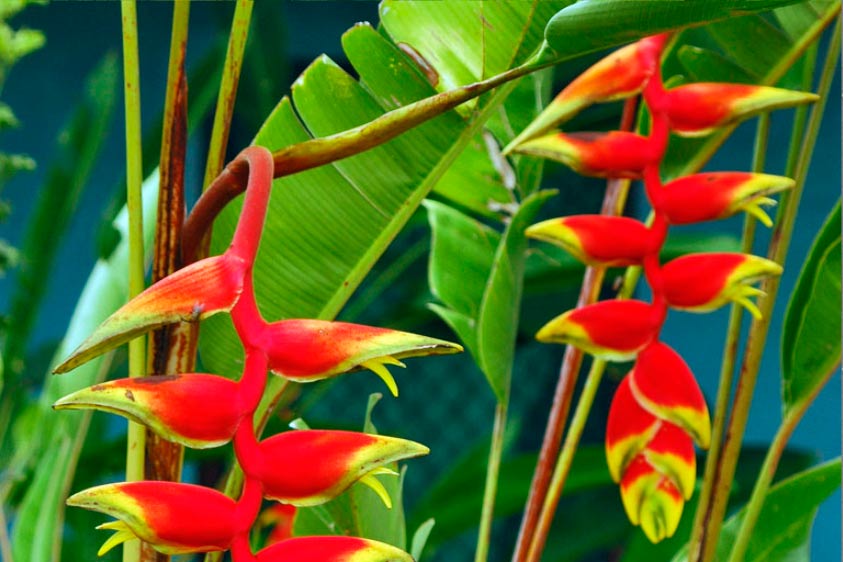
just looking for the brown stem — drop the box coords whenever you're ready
[510,97,638,562]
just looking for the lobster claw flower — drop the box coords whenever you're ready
[54,374,245,448]
[256,536,413,562]
[620,455,684,543]
[504,34,669,151]
[536,300,662,361]
[53,253,248,374]
[628,342,710,447]
[660,172,793,227]
[661,252,782,319]
[509,131,654,179]
[67,482,239,555]
[254,430,428,507]
[663,83,818,137]
[526,215,654,267]
[262,319,462,396]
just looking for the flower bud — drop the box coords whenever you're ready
[509,131,654,179]
[256,536,414,562]
[661,252,782,319]
[536,300,662,361]
[660,172,793,227]
[504,34,668,150]
[54,374,245,448]
[619,456,684,543]
[526,215,654,267]
[262,319,462,396]
[255,430,428,507]
[54,253,248,374]
[67,482,239,555]
[628,342,710,447]
[663,83,818,137]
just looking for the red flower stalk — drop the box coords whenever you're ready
[526,215,655,267]
[514,32,814,544]
[660,172,794,227]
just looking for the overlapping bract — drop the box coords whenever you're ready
[511,33,811,542]
[55,146,461,559]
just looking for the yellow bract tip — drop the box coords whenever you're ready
[745,202,774,228]
[96,520,136,556]
[358,472,394,509]
[361,358,403,397]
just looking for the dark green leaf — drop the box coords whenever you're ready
[782,201,841,414]
[677,45,756,84]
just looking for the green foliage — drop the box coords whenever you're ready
[782,201,842,414]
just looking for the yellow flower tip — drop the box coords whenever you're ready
[745,201,774,227]
[735,295,764,320]
[358,472,394,509]
[361,358,402,397]
[96,520,136,556]
[639,483,684,544]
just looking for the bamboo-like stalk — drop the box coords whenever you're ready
[475,401,509,562]
[119,2,145,562]
[692,18,839,561]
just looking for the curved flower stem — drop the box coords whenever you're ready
[693,20,838,561]
[120,1,145,560]
[688,113,769,553]
[511,97,638,562]
[475,400,508,562]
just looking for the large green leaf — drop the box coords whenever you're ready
[200,5,569,378]
[544,0,804,57]
[671,459,841,562]
[782,201,841,414]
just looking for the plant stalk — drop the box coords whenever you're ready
[511,97,638,562]
[120,1,145,561]
[692,20,839,561]
[475,401,509,562]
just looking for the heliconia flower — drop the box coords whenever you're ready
[256,536,413,562]
[628,342,710,448]
[661,252,782,319]
[659,172,793,227]
[526,215,654,267]
[253,430,428,507]
[67,482,239,555]
[508,131,655,179]
[53,253,248,374]
[53,374,245,448]
[619,455,684,543]
[536,300,662,361]
[260,504,297,546]
[504,34,669,151]
[261,319,462,396]
[662,83,818,137]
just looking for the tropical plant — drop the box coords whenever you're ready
[1,2,839,562]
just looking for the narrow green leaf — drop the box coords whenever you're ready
[410,519,435,561]
[544,0,801,57]
[782,201,841,414]
[671,459,841,562]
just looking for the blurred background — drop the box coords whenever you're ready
[0,2,839,561]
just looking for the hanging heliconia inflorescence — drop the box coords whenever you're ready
[506,33,816,543]
[53,146,462,560]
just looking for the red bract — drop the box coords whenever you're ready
[510,131,655,179]
[536,300,663,361]
[661,252,782,318]
[54,374,245,448]
[663,83,818,136]
[660,172,793,227]
[256,536,413,562]
[67,482,240,555]
[526,215,654,267]
[249,430,428,507]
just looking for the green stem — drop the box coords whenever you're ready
[475,401,509,562]
[689,112,770,551]
[694,19,839,562]
[120,2,145,562]
[202,0,254,191]
[524,358,606,562]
